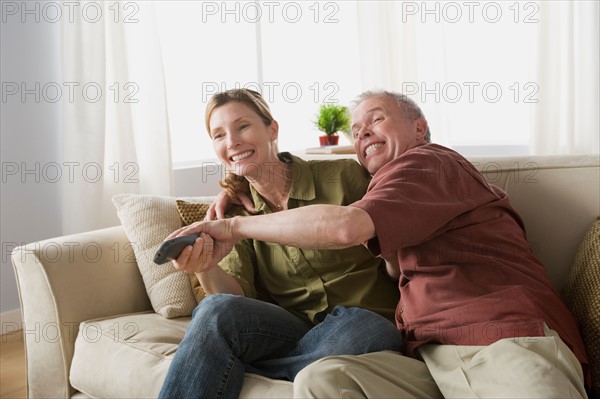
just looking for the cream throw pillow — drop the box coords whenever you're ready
[112,194,203,318]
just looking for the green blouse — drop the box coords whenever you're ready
[218,153,399,324]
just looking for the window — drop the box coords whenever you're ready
[158,1,541,163]
[157,1,361,163]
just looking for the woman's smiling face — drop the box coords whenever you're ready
[209,101,279,178]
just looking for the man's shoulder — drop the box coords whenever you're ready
[372,143,485,189]
[405,143,463,159]
[384,144,470,170]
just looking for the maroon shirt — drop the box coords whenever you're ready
[351,144,588,377]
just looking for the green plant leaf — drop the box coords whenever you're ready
[314,104,351,136]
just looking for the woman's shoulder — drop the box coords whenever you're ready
[284,152,363,174]
[283,153,370,191]
[307,158,367,180]
[304,156,364,171]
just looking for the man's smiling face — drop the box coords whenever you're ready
[351,95,428,174]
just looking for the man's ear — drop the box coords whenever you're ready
[270,120,279,141]
[415,118,428,142]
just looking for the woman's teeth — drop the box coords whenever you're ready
[231,151,253,162]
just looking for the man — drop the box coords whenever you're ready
[178,90,589,398]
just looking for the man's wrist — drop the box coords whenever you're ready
[228,216,243,241]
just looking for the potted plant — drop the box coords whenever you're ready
[314,103,351,146]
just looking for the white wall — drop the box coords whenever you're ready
[1,13,63,315]
[173,161,223,198]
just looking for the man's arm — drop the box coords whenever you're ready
[180,204,376,250]
[170,233,244,296]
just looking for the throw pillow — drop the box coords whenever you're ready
[176,200,210,226]
[112,194,212,318]
[562,216,600,396]
[175,200,211,302]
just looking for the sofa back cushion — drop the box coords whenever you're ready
[470,155,600,292]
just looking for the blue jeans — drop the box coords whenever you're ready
[158,294,403,399]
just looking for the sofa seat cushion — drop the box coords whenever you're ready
[70,311,293,398]
[70,312,189,398]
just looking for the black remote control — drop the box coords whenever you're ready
[153,234,199,265]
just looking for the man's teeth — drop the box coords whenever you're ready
[365,143,383,156]
[231,151,253,162]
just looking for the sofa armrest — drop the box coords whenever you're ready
[11,226,152,398]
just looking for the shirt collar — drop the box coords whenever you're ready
[249,152,316,212]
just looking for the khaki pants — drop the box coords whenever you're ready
[293,326,587,399]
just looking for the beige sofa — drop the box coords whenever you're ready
[12,154,600,398]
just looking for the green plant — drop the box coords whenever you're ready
[314,104,351,136]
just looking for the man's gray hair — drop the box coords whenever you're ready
[351,90,431,143]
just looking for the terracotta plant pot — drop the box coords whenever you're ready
[319,135,339,146]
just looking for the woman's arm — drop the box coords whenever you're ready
[195,267,244,296]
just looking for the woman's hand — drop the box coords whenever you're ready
[170,233,233,274]
[205,191,257,221]
[168,231,244,296]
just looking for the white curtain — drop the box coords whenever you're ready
[61,1,172,234]
[355,1,599,156]
[531,1,600,155]
[355,1,458,148]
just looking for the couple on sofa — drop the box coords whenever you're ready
[159,88,589,398]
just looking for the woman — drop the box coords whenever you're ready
[158,89,402,399]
